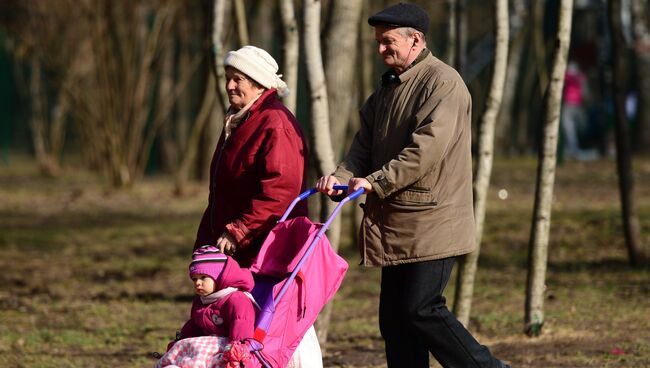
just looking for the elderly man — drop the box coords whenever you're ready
[317,3,510,368]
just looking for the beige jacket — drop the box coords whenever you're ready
[333,52,476,267]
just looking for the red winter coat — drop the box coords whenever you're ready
[178,256,256,342]
[194,89,308,267]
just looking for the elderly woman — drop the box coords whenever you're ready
[194,45,307,266]
[193,46,320,368]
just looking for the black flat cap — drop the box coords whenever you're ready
[368,3,429,35]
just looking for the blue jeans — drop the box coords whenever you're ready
[379,257,504,368]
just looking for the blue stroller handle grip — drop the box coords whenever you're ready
[280,186,364,223]
[333,185,365,200]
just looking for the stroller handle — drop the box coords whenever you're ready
[280,185,364,223]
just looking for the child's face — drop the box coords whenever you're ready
[191,274,216,296]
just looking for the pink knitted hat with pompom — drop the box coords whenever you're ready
[189,245,227,282]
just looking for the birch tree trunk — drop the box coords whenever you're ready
[608,0,646,265]
[631,0,650,154]
[198,0,229,182]
[279,0,299,113]
[453,0,509,327]
[303,0,340,344]
[233,0,249,47]
[445,0,457,66]
[303,0,336,198]
[324,0,363,161]
[314,0,364,344]
[212,0,229,113]
[454,0,468,75]
[495,0,528,153]
[524,0,573,337]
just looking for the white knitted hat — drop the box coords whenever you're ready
[224,45,289,96]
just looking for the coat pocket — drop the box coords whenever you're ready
[388,187,437,208]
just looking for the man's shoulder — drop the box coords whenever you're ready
[418,54,463,84]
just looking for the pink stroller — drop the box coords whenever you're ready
[246,185,363,368]
[155,186,361,368]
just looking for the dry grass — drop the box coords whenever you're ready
[0,156,649,367]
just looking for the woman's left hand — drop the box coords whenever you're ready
[217,232,237,255]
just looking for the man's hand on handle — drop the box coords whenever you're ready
[316,175,374,195]
[348,177,373,194]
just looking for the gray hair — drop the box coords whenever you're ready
[398,27,426,43]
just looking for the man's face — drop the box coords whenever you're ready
[374,25,414,72]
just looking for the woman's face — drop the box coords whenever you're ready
[225,67,266,110]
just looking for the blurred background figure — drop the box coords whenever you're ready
[561,61,592,160]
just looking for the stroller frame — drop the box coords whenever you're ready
[249,186,363,368]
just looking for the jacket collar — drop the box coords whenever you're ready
[249,88,278,114]
[381,49,431,87]
[396,48,433,84]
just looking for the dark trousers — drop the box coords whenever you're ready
[379,257,502,368]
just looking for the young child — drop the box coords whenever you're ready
[156,245,260,368]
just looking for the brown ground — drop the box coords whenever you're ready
[0,156,649,367]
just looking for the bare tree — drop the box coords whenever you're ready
[304,0,335,175]
[525,0,573,337]
[158,3,206,177]
[1,1,80,176]
[454,0,468,75]
[532,0,548,95]
[173,1,228,194]
[175,73,218,195]
[445,0,457,65]
[303,0,342,344]
[211,0,229,114]
[27,56,68,177]
[58,1,189,187]
[303,0,336,199]
[631,0,650,154]
[608,0,646,265]
[314,0,364,343]
[454,0,509,327]
[157,36,177,173]
[279,0,299,113]
[495,0,528,153]
[324,0,364,162]
[233,0,249,47]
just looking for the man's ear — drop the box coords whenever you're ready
[412,32,423,47]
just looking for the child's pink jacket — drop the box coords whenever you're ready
[179,256,256,342]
